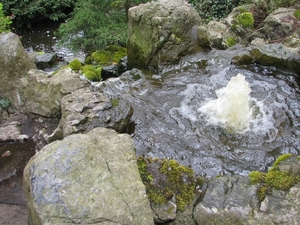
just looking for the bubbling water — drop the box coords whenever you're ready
[198,73,251,132]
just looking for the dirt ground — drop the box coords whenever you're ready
[0,204,28,225]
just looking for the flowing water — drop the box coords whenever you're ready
[101,52,300,177]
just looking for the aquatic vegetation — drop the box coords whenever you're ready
[249,154,300,201]
[137,156,204,211]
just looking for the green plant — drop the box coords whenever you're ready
[235,11,254,27]
[68,59,82,72]
[0,2,12,33]
[249,171,265,184]
[91,45,127,66]
[0,98,10,108]
[294,9,300,20]
[226,37,237,47]
[110,99,119,108]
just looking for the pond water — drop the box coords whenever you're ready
[101,52,300,177]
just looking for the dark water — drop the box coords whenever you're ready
[101,53,300,177]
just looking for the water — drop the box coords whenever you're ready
[100,55,300,177]
[198,73,251,132]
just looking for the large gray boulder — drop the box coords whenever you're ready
[127,0,201,70]
[0,32,36,109]
[24,127,154,225]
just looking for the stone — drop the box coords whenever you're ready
[101,64,119,80]
[127,0,201,69]
[56,87,133,138]
[23,127,154,225]
[0,32,36,109]
[32,52,58,70]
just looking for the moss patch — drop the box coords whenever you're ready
[137,156,204,212]
[69,59,82,72]
[81,65,102,81]
[249,154,300,201]
[226,37,237,47]
[91,45,127,66]
[294,10,300,20]
[235,12,254,28]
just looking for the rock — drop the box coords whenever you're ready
[18,68,90,117]
[205,21,228,49]
[118,56,128,75]
[55,87,133,139]
[101,64,119,80]
[23,127,154,225]
[0,32,36,109]
[127,0,201,70]
[0,121,29,142]
[31,52,58,70]
[251,8,300,42]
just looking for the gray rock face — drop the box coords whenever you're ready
[0,32,36,109]
[24,127,154,225]
[127,0,201,69]
[56,87,133,138]
[31,52,58,70]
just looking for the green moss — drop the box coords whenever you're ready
[226,37,237,47]
[81,65,102,81]
[294,10,300,20]
[249,171,265,184]
[69,59,82,72]
[137,156,202,212]
[84,56,93,64]
[265,171,298,190]
[110,99,119,108]
[91,45,127,66]
[249,154,300,201]
[235,12,254,28]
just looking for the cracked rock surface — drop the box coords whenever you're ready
[23,127,154,225]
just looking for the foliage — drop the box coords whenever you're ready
[110,99,119,108]
[0,98,10,108]
[58,0,151,52]
[249,154,300,201]
[68,59,82,72]
[81,65,102,81]
[226,37,237,47]
[294,9,300,20]
[188,0,242,23]
[1,0,76,28]
[235,11,254,27]
[137,156,205,212]
[0,2,11,33]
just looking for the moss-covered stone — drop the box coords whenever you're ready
[235,12,254,27]
[68,59,82,72]
[137,156,203,212]
[249,154,300,201]
[81,65,102,82]
[226,37,237,47]
[91,45,127,66]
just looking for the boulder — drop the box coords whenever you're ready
[0,32,36,109]
[101,64,119,80]
[127,0,201,70]
[251,8,300,42]
[30,52,58,70]
[52,87,133,140]
[23,127,154,225]
[19,68,89,117]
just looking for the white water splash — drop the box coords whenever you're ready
[198,73,251,132]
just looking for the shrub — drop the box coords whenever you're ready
[68,59,82,72]
[0,3,12,33]
[235,12,254,27]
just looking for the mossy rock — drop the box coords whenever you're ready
[249,154,300,201]
[68,59,82,72]
[91,45,127,66]
[137,156,205,212]
[81,65,102,82]
[235,12,254,27]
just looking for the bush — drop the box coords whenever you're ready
[0,3,12,33]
